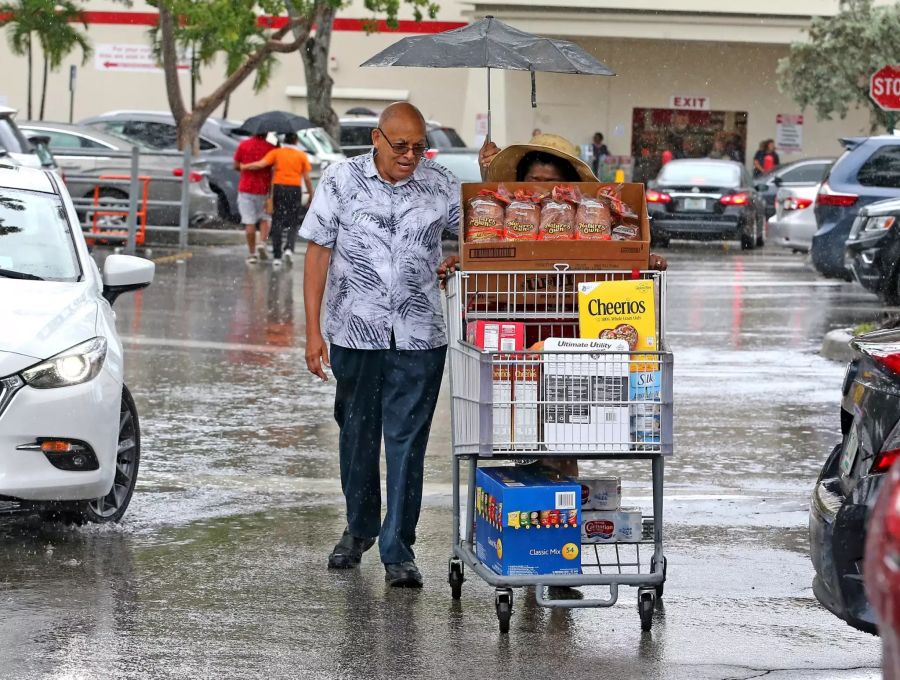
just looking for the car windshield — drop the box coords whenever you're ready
[427,127,467,148]
[298,128,341,155]
[658,162,741,187]
[0,187,80,281]
[0,117,29,154]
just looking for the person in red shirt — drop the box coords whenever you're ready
[233,133,276,263]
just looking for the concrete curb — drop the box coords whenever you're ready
[820,328,854,364]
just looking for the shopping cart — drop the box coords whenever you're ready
[444,267,673,633]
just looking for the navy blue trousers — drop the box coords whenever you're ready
[330,338,447,564]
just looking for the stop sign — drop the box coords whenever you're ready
[871,65,900,110]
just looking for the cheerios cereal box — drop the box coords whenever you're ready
[577,279,657,371]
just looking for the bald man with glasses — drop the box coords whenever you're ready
[299,102,460,588]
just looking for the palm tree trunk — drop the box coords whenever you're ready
[39,53,48,121]
[26,37,32,120]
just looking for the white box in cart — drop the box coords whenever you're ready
[617,507,643,542]
[492,360,512,447]
[541,338,630,453]
[513,359,539,448]
[582,508,643,543]
[579,477,622,510]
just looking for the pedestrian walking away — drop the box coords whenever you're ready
[241,132,313,266]
[233,132,276,263]
[299,101,460,588]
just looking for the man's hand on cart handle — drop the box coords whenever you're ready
[437,255,461,288]
[305,331,331,382]
[649,254,667,271]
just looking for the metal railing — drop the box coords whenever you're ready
[63,145,205,252]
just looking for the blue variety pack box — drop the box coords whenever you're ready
[474,466,582,576]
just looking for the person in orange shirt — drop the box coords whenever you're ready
[242,132,314,266]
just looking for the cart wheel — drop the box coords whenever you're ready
[639,591,654,632]
[495,589,513,634]
[448,559,465,600]
[650,556,667,599]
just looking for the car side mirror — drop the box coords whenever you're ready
[755,183,767,192]
[102,254,154,305]
[772,176,783,187]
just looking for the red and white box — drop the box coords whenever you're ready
[467,321,526,352]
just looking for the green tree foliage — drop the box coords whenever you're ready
[151,0,336,149]
[152,0,439,147]
[0,0,91,120]
[777,0,900,132]
[149,0,282,114]
[287,0,439,139]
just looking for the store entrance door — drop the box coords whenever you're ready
[630,108,748,184]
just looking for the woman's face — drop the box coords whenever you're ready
[523,161,565,183]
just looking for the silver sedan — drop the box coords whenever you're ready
[21,122,218,229]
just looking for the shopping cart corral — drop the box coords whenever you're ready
[444,268,673,633]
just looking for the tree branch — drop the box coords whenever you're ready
[158,2,187,122]
[193,19,312,120]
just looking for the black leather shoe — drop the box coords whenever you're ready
[327,529,376,569]
[384,561,423,588]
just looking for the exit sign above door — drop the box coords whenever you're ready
[669,96,710,110]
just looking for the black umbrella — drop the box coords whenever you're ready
[236,110,313,135]
[360,16,615,137]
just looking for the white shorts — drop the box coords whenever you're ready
[237,192,270,225]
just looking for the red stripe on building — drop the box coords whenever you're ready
[0,10,465,32]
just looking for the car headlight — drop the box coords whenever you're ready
[21,337,107,389]
[864,215,897,232]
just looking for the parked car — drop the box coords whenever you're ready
[845,196,900,303]
[80,111,330,222]
[296,126,346,168]
[0,164,154,522]
[768,184,820,253]
[646,158,766,249]
[754,156,834,218]
[809,326,900,634]
[21,121,219,229]
[812,136,900,280]
[865,454,900,672]
[0,105,59,173]
[338,116,480,180]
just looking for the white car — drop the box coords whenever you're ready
[768,184,821,253]
[0,163,154,522]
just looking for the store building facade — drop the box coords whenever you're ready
[0,0,888,172]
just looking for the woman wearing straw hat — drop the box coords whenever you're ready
[437,134,667,278]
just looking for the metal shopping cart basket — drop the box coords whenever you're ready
[444,267,673,633]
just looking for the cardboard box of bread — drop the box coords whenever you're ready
[461,181,650,272]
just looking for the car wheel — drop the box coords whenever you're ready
[211,185,231,221]
[88,187,129,230]
[44,386,141,524]
[740,222,755,250]
[756,215,766,248]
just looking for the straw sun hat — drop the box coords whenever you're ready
[485,133,598,182]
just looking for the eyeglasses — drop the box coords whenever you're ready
[376,127,428,158]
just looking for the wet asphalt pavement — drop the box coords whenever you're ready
[0,241,893,679]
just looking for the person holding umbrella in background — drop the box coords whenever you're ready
[241,132,314,267]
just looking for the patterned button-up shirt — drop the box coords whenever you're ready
[299,151,460,350]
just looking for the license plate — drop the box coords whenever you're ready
[840,425,860,477]
[683,197,706,211]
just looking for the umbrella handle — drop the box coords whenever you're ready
[531,69,536,108]
[487,66,491,141]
